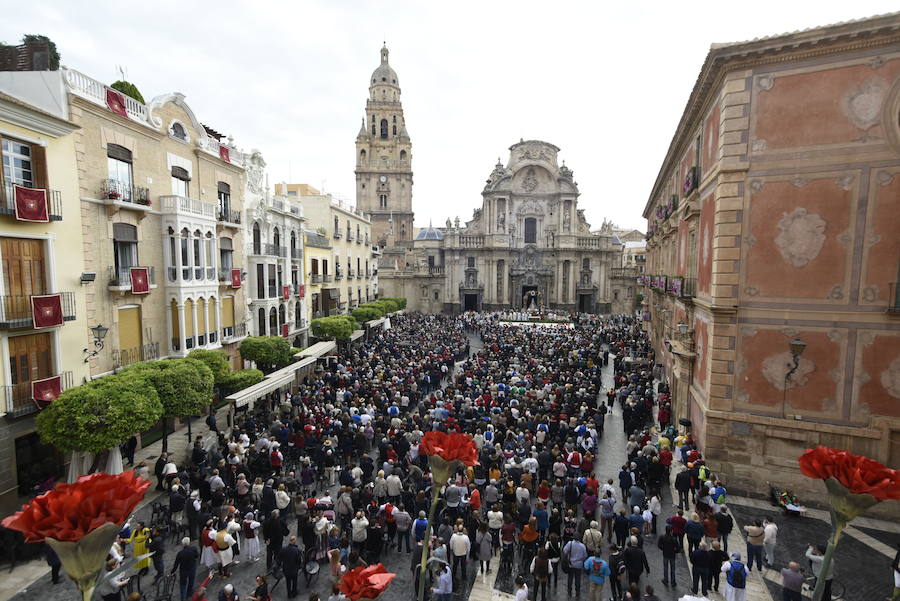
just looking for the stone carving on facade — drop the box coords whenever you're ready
[876,170,894,186]
[775,208,827,268]
[836,175,854,190]
[881,356,900,399]
[843,77,887,130]
[497,212,505,230]
[744,286,759,296]
[701,224,711,264]
[751,139,767,153]
[246,150,266,194]
[750,180,765,194]
[559,161,573,180]
[828,285,844,300]
[762,351,814,391]
[757,75,774,91]
[563,210,571,229]
[869,56,885,69]
[521,168,538,193]
[862,285,879,302]
[791,177,809,188]
[516,199,545,216]
[516,143,555,164]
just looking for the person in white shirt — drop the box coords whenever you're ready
[514,575,528,601]
[763,518,778,567]
[449,526,471,579]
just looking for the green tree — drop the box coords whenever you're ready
[311,315,356,341]
[223,369,265,396]
[22,34,60,70]
[187,349,231,386]
[380,297,407,310]
[110,80,145,103]
[352,306,382,323]
[123,358,214,452]
[36,372,162,454]
[238,336,295,373]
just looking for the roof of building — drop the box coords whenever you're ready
[611,234,622,246]
[414,225,444,241]
[371,45,399,88]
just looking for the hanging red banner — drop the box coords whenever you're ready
[32,375,62,409]
[282,323,289,338]
[14,185,49,222]
[231,268,242,288]
[31,294,64,328]
[129,267,150,294]
[283,285,290,300]
[298,284,305,299]
[219,145,230,163]
[105,88,128,118]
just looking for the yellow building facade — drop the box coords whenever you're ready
[0,76,90,514]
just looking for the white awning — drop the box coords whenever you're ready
[296,340,337,358]
[226,372,295,409]
[349,329,364,341]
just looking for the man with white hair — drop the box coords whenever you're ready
[171,537,199,601]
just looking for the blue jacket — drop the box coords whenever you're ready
[583,557,611,584]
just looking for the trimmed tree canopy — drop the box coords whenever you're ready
[380,297,407,310]
[36,372,162,454]
[239,336,295,373]
[352,306,382,323]
[311,315,356,341]
[110,80,145,103]
[122,358,213,418]
[223,369,265,396]
[187,349,231,386]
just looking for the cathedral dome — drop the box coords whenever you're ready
[415,226,444,241]
[371,45,399,87]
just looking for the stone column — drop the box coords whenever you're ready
[191,301,199,350]
[176,303,186,355]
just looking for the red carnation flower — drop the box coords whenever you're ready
[799,446,900,501]
[419,431,478,466]
[339,563,396,601]
[1,470,150,542]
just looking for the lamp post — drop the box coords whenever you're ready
[82,324,109,363]
[782,338,807,419]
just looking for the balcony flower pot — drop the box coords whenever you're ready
[107,192,121,200]
[136,198,152,206]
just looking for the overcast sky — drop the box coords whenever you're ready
[5,1,898,231]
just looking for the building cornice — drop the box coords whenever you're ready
[643,12,900,217]
[0,98,78,138]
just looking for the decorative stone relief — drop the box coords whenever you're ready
[877,170,894,186]
[862,286,879,302]
[836,175,854,190]
[736,391,750,403]
[744,234,757,247]
[762,352,815,391]
[881,357,900,399]
[858,331,877,346]
[829,368,843,383]
[744,286,759,297]
[827,330,842,343]
[791,177,809,188]
[750,180,765,194]
[757,75,774,91]
[858,371,871,385]
[741,327,758,337]
[751,139,767,153]
[869,56,885,69]
[866,233,881,246]
[701,224,711,265]
[837,230,852,247]
[775,208,827,267]
[781,328,799,337]
[828,285,843,300]
[842,77,887,130]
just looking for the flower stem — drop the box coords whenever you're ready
[82,585,95,601]
[417,490,441,601]
[812,524,844,601]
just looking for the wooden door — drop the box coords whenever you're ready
[1,238,46,321]
[8,332,51,410]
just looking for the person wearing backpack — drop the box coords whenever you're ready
[582,550,610,601]
[721,551,749,601]
[608,544,627,601]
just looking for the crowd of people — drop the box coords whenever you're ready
[79,310,855,601]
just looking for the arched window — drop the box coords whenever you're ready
[400,150,407,161]
[379,194,388,208]
[252,222,261,254]
[269,307,278,336]
[524,218,537,244]
[380,119,388,139]
[193,230,203,279]
[360,149,366,162]
[258,308,266,336]
[295,302,302,328]
[279,304,286,328]
[392,125,397,135]
[371,114,376,136]
[167,227,177,281]
[290,231,297,254]
[171,122,187,141]
[180,228,191,280]
[171,165,190,196]
[107,144,133,201]
[273,227,280,249]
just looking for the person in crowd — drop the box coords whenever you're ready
[722,552,749,601]
[780,561,804,601]
[583,549,610,601]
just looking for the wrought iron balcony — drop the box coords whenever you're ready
[310,274,323,284]
[264,243,287,257]
[222,322,248,342]
[217,208,241,225]
[0,292,76,329]
[108,266,156,290]
[290,247,302,260]
[0,184,64,220]
[112,342,161,369]
[100,179,150,208]
[3,371,73,417]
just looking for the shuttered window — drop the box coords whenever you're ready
[221,296,235,328]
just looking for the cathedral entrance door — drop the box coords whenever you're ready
[463,294,479,311]
[578,293,593,313]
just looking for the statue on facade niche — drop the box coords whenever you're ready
[563,210,571,229]
[454,216,460,230]
[446,217,452,230]
[497,212,505,230]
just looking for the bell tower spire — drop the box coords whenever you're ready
[356,45,414,247]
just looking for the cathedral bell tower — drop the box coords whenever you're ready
[355,45,414,247]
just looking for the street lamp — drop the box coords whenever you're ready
[782,338,807,418]
[677,322,688,337]
[82,323,109,363]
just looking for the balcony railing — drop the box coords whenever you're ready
[1,185,64,220]
[3,371,73,417]
[264,244,287,257]
[159,195,216,218]
[0,291,76,329]
[889,282,900,314]
[459,235,484,248]
[222,322,247,342]
[322,274,334,283]
[100,179,151,207]
[609,267,639,279]
[108,266,156,289]
[112,342,161,369]
[290,247,302,260]
[335,272,344,280]
[428,266,444,276]
[310,274,322,284]
[348,268,355,278]
[64,68,151,125]
[217,208,241,225]
[272,198,285,212]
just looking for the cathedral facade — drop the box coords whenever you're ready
[356,48,623,314]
